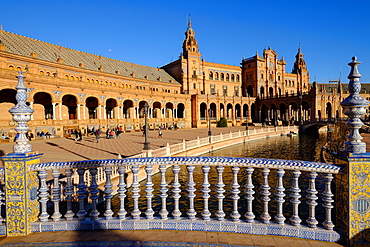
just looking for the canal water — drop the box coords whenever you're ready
[110,132,329,224]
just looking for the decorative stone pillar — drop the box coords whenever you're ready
[77,104,81,120]
[52,103,56,120]
[98,105,102,119]
[59,103,62,120]
[336,57,370,246]
[0,72,43,236]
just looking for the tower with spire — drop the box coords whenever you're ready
[292,44,310,93]
[182,17,200,60]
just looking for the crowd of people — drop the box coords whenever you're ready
[86,126,124,143]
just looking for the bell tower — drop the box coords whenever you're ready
[182,18,200,59]
[292,45,310,93]
[181,17,203,94]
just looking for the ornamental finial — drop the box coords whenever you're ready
[340,56,370,153]
[9,71,34,153]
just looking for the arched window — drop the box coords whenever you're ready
[220,73,224,81]
[236,75,240,82]
[231,74,235,82]
[9,65,14,70]
[209,71,213,80]
[226,73,230,81]
[215,72,219,80]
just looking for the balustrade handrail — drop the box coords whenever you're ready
[17,155,341,242]
[28,156,340,173]
[159,126,293,157]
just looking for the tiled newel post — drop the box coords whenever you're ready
[0,72,43,236]
[336,57,370,245]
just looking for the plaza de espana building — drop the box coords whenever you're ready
[0,21,369,139]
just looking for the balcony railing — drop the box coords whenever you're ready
[0,156,341,242]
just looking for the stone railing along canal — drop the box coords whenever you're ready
[0,156,341,242]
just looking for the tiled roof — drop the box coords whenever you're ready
[0,30,179,85]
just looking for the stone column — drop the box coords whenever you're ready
[117,106,121,120]
[83,103,86,120]
[0,72,43,236]
[59,103,62,120]
[77,104,81,120]
[52,103,56,120]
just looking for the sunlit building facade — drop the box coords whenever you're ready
[0,21,361,139]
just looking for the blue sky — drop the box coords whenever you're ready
[2,0,370,82]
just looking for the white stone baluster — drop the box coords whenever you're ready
[260,168,271,223]
[172,165,181,219]
[230,166,241,222]
[131,165,141,219]
[244,167,255,223]
[159,165,168,220]
[201,166,211,221]
[89,168,99,220]
[274,169,285,224]
[290,170,301,226]
[51,169,62,221]
[186,165,196,220]
[104,167,114,220]
[215,166,225,221]
[76,168,87,220]
[64,169,74,220]
[145,165,154,219]
[306,172,318,228]
[117,166,127,219]
[38,170,49,222]
[322,173,335,230]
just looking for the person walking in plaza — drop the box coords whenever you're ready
[109,129,115,139]
[78,129,83,141]
[73,129,78,141]
[95,129,101,143]
[158,128,162,138]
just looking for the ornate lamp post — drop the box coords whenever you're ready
[208,108,212,142]
[143,102,151,150]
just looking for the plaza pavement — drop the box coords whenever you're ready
[0,126,262,163]
[0,125,351,246]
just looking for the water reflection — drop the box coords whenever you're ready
[206,132,327,162]
[109,132,328,224]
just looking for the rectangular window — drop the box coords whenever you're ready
[193,83,196,89]
[192,70,197,79]
[223,85,228,96]
[234,86,239,97]
[210,84,216,95]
